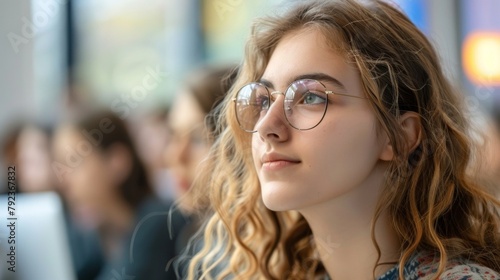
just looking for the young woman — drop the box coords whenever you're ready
[165,65,237,215]
[53,111,186,279]
[1,122,55,194]
[186,0,500,279]
[166,65,238,278]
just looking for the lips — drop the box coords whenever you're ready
[174,176,191,192]
[170,171,191,192]
[261,152,301,171]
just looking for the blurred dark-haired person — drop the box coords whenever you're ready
[130,107,176,203]
[164,65,237,275]
[1,122,55,194]
[483,104,500,195]
[165,64,238,215]
[53,111,186,279]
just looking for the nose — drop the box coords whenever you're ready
[255,93,290,143]
[165,135,190,168]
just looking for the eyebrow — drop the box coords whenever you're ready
[259,72,346,90]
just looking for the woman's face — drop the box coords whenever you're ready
[165,91,211,200]
[251,28,390,212]
[53,126,115,227]
[17,127,54,193]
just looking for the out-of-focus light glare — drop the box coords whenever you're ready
[463,32,500,85]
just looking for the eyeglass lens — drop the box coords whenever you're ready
[235,79,328,132]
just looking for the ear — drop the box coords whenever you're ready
[105,143,133,187]
[400,112,422,153]
[379,112,422,161]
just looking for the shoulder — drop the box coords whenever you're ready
[404,251,500,280]
[438,262,500,280]
[132,197,188,239]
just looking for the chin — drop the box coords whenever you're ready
[262,198,292,212]
[260,181,309,212]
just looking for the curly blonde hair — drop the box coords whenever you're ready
[185,0,500,279]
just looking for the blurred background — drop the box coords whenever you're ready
[1,0,500,159]
[0,0,499,279]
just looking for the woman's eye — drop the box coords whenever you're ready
[302,92,326,105]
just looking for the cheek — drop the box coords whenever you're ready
[71,159,110,200]
[251,134,263,170]
[195,144,210,160]
[307,112,382,185]
[187,144,211,175]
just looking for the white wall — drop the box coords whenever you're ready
[0,0,36,135]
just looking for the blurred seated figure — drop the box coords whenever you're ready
[52,111,186,280]
[166,64,237,215]
[1,121,55,193]
[483,104,500,194]
[1,122,23,194]
[129,107,176,203]
[1,120,103,280]
[164,64,238,275]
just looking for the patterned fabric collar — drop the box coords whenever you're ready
[377,264,398,280]
[324,251,500,280]
[376,251,500,280]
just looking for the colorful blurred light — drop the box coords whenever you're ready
[463,32,500,85]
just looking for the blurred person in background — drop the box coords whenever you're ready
[1,122,23,193]
[130,107,176,203]
[52,110,186,280]
[1,120,103,280]
[1,121,55,193]
[164,65,238,261]
[483,104,500,194]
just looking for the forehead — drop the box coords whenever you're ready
[261,28,362,95]
[169,91,205,131]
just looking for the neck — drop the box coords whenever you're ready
[98,197,135,259]
[299,165,400,280]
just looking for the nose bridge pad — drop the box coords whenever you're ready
[269,91,285,112]
[273,90,293,112]
[257,91,287,131]
[257,91,290,138]
[284,95,294,116]
[270,91,284,107]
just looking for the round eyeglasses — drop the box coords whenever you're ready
[233,79,367,132]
